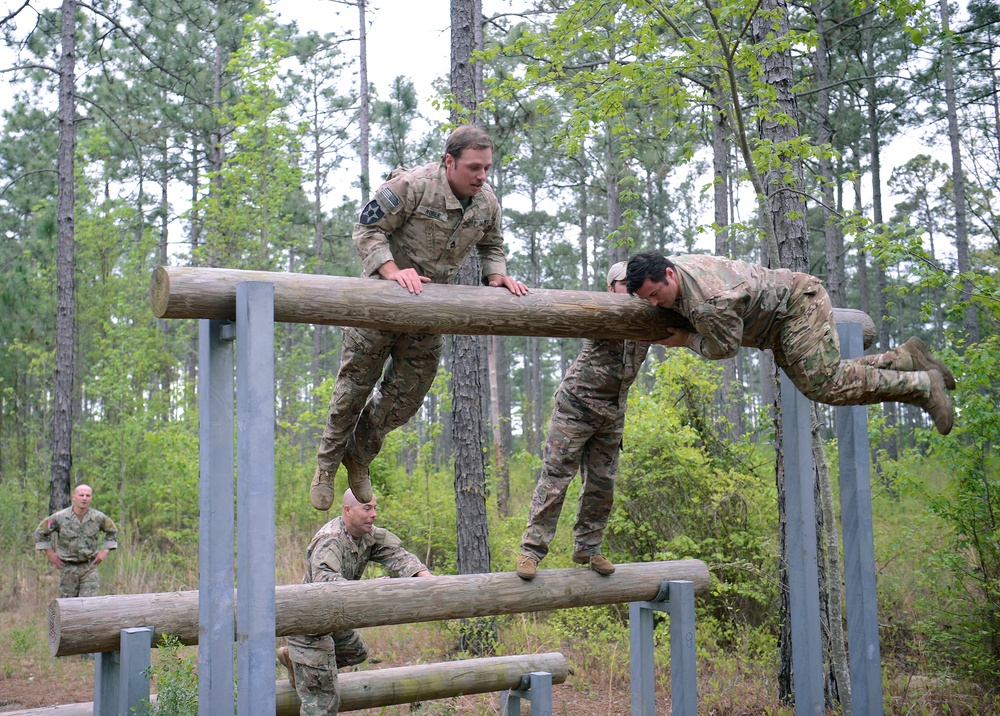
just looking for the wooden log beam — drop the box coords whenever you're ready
[150,266,875,347]
[2,653,569,716]
[50,560,709,656]
[150,265,692,340]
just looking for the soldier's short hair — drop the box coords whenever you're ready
[626,251,675,295]
[442,125,494,162]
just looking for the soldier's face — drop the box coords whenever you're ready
[634,268,680,309]
[72,487,93,513]
[445,147,492,199]
[344,498,377,537]
[608,281,628,294]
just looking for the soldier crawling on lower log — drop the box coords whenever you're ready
[625,251,956,435]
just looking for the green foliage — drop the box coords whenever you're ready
[144,634,202,716]
[608,352,777,630]
[910,337,1000,684]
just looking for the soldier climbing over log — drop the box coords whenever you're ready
[310,124,528,511]
[625,251,956,434]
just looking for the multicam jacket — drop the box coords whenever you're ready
[559,339,651,422]
[354,162,509,284]
[34,507,118,563]
[668,254,811,360]
[302,516,427,585]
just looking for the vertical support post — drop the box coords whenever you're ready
[630,580,698,716]
[629,599,656,716]
[199,319,235,716]
[780,371,825,715]
[94,650,119,716]
[94,627,153,716]
[836,322,884,715]
[668,581,696,716]
[503,671,553,716]
[119,627,154,715]
[236,283,276,716]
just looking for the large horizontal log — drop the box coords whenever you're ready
[150,265,693,340]
[2,653,569,716]
[50,560,708,656]
[150,266,874,347]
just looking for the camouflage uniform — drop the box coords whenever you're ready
[286,516,428,716]
[521,338,650,563]
[317,162,509,473]
[669,254,931,406]
[34,506,118,598]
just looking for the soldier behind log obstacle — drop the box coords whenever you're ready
[34,483,118,599]
[279,489,432,715]
[625,251,957,434]
[310,124,529,512]
[517,261,654,581]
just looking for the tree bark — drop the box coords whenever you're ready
[451,0,494,655]
[864,19,899,464]
[51,0,77,514]
[357,0,371,203]
[939,0,979,343]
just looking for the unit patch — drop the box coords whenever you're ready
[377,186,400,209]
[359,199,384,225]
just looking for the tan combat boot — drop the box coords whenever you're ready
[516,555,538,580]
[277,646,296,689]
[342,453,373,504]
[920,370,954,435]
[573,552,616,576]
[310,467,336,511]
[896,337,956,390]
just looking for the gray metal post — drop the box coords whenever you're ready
[119,627,153,715]
[779,371,825,715]
[668,581,696,716]
[94,650,119,716]
[94,626,153,716]
[629,597,657,716]
[836,322,884,715]
[630,580,697,716]
[503,671,553,716]
[236,283,277,716]
[199,319,235,716]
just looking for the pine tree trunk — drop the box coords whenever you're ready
[864,21,899,464]
[357,0,371,204]
[51,0,77,514]
[752,0,843,706]
[450,0,495,655]
[939,0,979,343]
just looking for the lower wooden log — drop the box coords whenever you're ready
[50,559,709,656]
[2,652,569,716]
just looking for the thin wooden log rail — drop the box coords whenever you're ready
[49,560,709,657]
[150,266,876,346]
[3,653,569,716]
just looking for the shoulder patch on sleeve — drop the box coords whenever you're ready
[359,198,384,225]
[377,186,400,209]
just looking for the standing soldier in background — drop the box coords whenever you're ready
[310,124,528,511]
[34,483,118,598]
[517,261,651,580]
[279,489,432,715]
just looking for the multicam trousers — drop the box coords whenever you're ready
[59,561,99,598]
[287,630,369,716]
[317,326,444,472]
[776,277,927,406]
[520,390,624,563]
